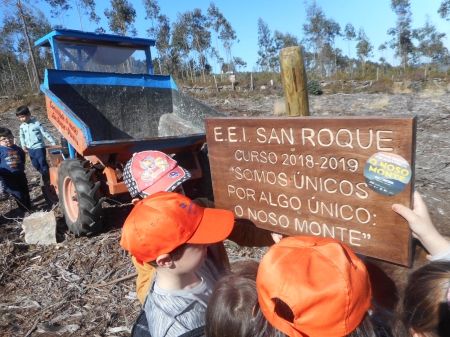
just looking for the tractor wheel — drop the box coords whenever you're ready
[41,170,58,206]
[41,183,58,206]
[58,159,104,236]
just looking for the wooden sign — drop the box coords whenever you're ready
[205,117,417,266]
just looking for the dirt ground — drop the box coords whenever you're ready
[1,86,450,336]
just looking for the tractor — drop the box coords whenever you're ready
[35,29,226,235]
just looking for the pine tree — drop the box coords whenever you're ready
[256,18,274,72]
[344,23,356,75]
[412,17,448,64]
[0,0,49,92]
[388,0,414,71]
[356,28,373,76]
[438,0,450,21]
[104,0,137,36]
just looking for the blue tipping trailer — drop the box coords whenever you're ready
[35,29,227,235]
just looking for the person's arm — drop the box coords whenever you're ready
[270,232,287,243]
[19,147,26,165]
[38,122,56,145]
[19,125,28,152]
[228,219,275,247]
[393,191,450,257]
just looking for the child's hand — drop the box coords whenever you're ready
[271,232,287,243]
[22,146,28,153]
[392,191,434,240]
[393,191,450,256]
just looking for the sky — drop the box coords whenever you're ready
[6,0,450,72]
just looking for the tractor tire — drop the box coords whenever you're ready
[41,184,58,207]
[58,159,104,236]
[41,170,58,206]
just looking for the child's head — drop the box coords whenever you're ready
[256,236,373,337]
[120,191,234,270]
[205,275,258,337]
[230,259,260,281]
[205,263,287,337]
[124,150,191,199]
[0,128,14,147]
[0,127,13,138]
[398,261,450,337]
[16,106,31,123]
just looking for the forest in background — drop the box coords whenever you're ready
[1,0,450,97]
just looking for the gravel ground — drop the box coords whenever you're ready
[1,85,450,336]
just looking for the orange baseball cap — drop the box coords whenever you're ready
[256,236,371,337]
[123,151,191,198]
[120,191,234,263]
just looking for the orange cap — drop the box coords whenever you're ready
[256,236,371,337]
[120,191,234,263]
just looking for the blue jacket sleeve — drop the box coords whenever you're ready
[39,122,56,145]
[19,124,26,148]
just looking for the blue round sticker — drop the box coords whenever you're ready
[363,152,412,196]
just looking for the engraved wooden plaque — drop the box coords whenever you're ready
[205,117,416,266]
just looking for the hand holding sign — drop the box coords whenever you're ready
[393,191,450,257]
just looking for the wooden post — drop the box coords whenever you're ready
[377,68,379,81]
[425,67,427,80]
[251,73,254,91]
[279,46,309,117]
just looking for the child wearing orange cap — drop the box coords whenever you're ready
[123,150,276,304]
[203,236,389,337]
[121,191,235,337]
[256,236,386,337]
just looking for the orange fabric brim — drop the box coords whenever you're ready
[187,207,234,244]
